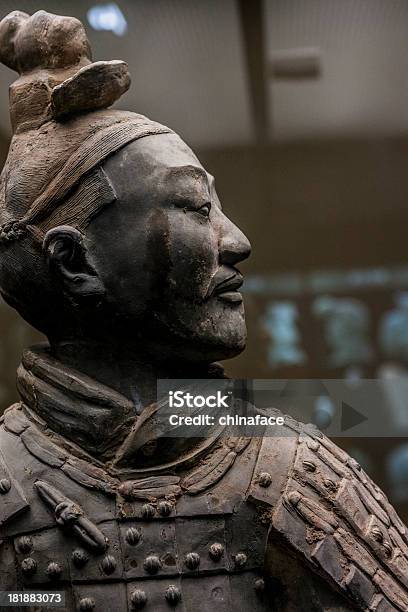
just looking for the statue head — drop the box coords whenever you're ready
[0,10,251,367]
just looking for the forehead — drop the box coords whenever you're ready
[124,132,213,188]
[136,132,202,167]
[102,132,215,206]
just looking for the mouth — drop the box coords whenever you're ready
[213,273,243,304]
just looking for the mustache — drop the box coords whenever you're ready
[206,267,243,298]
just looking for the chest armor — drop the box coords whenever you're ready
[0,408,271,612]
[2,403,408,612]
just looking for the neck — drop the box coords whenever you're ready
[51,340,221,412]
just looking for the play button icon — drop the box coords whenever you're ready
[341,401,368,432]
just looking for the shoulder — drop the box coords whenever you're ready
[247,412,408,611]
[0,404,31,529]
[0,403,116,539]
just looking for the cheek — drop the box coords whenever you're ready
[101,231,152,315]
[166,213,218,299]
[92,206,168,315]
[145,208,171,303]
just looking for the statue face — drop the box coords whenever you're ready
[86,132,251,363]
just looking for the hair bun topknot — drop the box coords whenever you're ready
[0,10,130,132]
[0,10,91,73]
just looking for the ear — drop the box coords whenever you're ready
[42,225,105,300]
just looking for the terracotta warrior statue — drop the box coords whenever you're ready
[0,10,406,612]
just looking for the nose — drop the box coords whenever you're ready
[218,212,251,266]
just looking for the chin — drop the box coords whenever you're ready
[184,325,247,363]
[214,340,246,362]
[146,302,247,363]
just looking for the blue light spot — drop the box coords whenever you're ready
[87,3,127,37]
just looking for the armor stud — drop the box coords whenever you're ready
[125,527,142,545]
[307,440,320,452]
[143,555,162,574]
[79,597,95,611]
[209,542,224,561]
[302,460,316,472]
[287,491,301,506]
[158,500,173,516]
[258,472,272,487]
[130,589,147,609]
[72,548,89,568]
[0,478,11,494]
[370,523,393,557]
[46,561,62,580]
[16,535,33,554]
[101,554,117,575]
[254,578,265,594]
[21,557,37,576]
[141,503,155,519]
[165,585,182,606]
[371,525,383,542]
[185,552,200,570]
[323,478,337,492]
[234,552,247,568]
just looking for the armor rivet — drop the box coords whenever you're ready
[130,589,147,609]
[371,525,383,542]
[306,440,320,452]
[0,478,11,494]
[258,472,272,487]
[79,597,95,611]
[141,503,156,519]
[302,460,316,472]
[16,535,33,554]
[211,586,224,601]
[21,557,37,576]
[287,491,301,506]
[185,552,200,570]
[165,585,182,606]
[254,578,265,594]
[323,479,337,492]
[101,554,117,575]
[234,552,247,568]
[126,527,142,546]
[72,548,89,568]
[158,500,173,516]
[46,561,62,580]
[209,542,224,561]
[143,555,162,574]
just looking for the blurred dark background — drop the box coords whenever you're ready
[0,0,407,519]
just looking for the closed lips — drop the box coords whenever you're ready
[213,275,243,295]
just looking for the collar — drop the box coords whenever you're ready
[16,344,226,472]
[17,345,135,458]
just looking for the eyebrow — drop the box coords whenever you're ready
[164,165,209,185]
[163,164,220,207]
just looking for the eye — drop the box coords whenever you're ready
[197,203,211,217]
